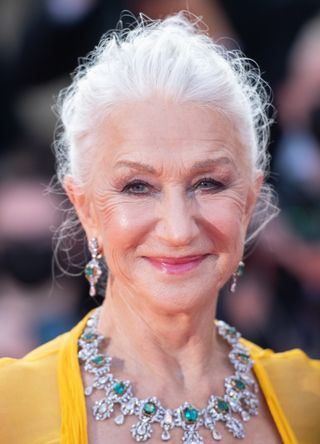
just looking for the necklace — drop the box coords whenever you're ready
[78,309,259,443]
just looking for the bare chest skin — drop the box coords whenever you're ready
[85,383,283,444]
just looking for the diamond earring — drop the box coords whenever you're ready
[85,238,102,297]
[230,261,245,293]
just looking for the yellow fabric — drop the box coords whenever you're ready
[0,313,319,444]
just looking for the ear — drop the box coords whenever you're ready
[64,175,99,240]
[243,172,264,229]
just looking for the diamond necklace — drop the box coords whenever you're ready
[78,309,259,443]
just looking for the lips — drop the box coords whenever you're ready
[144,255,208,274]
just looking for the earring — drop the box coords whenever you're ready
[230,261,245,293]
[85,237,102,297]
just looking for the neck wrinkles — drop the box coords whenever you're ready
[96,280,225,397]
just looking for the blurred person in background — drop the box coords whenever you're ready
[221,15,320,357]
[267,14,320,356]
[0,165,84,358]
[0,13,319,444]
[218,12,320,358]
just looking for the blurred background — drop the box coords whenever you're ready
[0,0,319,358]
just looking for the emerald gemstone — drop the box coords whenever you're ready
[91,355,104,367]
[183,407,199,424]
[85,264,94,277]
[143,402,157,416]
[113,382,126,396]
[234,379,246,391]
[236,262,245,276]
[237,352,249,363]
[227,327,237,336]
[216,399,230,413]
[83,332,95,342]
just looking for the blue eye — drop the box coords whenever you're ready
[122,181,150,194]
[194,178,224,191]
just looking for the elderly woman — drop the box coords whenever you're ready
[1,13,319,444]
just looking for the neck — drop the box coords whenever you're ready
[97,280,229,405]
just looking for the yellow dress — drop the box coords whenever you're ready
[0,312,319,444]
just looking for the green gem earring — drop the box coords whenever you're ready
[85,238,102,297]
[230,261,245,293]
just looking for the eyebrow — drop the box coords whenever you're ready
[114,157,234,174]
[191,157,235,170]
[114,160,157,174]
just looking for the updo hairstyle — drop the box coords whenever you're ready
[54,12,278,253]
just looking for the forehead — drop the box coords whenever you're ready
[94,98,249,169]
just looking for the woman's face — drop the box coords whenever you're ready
[72,99,260,313]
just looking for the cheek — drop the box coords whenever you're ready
[93,190,155,252]
[201,194,247,250]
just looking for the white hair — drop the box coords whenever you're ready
[54,12,278,250]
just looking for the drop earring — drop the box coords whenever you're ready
[85,237,102,297]
[230,261,245,293]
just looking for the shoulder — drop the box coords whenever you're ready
[0,311,92,444]
[0,332,65,383]
[243,337,320,370]
[243,339,320,444]
[0,333,67,444]
[243,339,320,383]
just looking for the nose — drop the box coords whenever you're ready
[155,187,199,247]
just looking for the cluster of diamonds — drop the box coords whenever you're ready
[84,238,102,297]
[78,309,259,443]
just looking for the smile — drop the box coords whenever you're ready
[144,255,208,274]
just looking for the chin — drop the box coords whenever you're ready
[140,280,217,315]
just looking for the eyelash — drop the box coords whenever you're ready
[121,178,225,195]
[194,177,225,191]
[122,180,151,194]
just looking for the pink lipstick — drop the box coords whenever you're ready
[145,255,206,274]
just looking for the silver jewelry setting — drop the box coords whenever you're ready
[78,309,259,442]
[84,238,102,297]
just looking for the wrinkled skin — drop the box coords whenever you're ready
[65,99,281,443]
[67,99,260,316]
